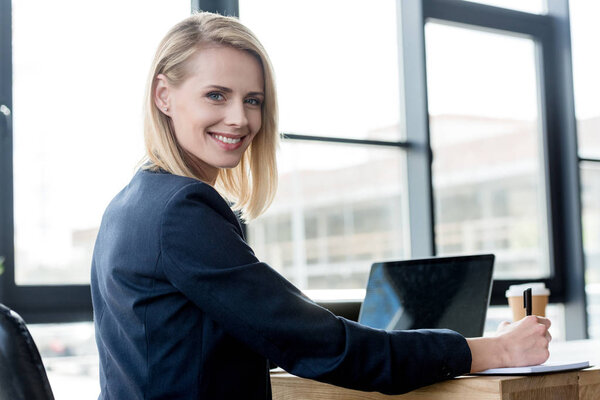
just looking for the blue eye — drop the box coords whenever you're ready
[245,98,262,106]
[207,92,224,101]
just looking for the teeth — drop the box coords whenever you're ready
[214,134,241,144]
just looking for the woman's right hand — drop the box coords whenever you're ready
[466,315,551,373]
[495,315,552,367]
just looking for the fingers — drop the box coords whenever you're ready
[496,315,553,367]
[497,321,511,331]
[530,316,551,344]
[535,316,551,329]
[532,316,552,344]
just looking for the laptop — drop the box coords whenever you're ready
[358,254,495,337]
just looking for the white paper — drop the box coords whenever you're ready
[473,360,590,375]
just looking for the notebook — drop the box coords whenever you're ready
[358,254,495,337]
[474,360,590,375]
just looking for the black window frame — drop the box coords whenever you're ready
[412,0,587,339]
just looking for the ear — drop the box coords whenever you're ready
[154,74,171,115]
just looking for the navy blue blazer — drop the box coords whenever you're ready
[91,169,471,399]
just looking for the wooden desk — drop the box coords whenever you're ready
[272,369,600,400]
[271,340,600,400]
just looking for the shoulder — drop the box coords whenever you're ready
[137,168,211,197]
[135,169,229,212]
[140,170,242,236]
[156,172,256,270]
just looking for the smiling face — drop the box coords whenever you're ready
[155,44,265,184]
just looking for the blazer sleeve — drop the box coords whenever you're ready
[160,183,472,394]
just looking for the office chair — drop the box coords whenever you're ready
[0,303,55,400]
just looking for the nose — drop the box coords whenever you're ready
[224,100,248,128]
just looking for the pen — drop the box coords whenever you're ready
[524,288,532,316]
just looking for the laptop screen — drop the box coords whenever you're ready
[358,254,494,337]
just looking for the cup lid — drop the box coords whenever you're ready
[505,282,550,297]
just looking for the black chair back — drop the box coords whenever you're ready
[0,303,55,400]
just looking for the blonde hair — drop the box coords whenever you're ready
[142,12,279,221]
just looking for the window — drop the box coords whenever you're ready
[240,0,408,296]
[1,1,191,395]
[240,0,402,142]
[246,133,407,293]
[419,0,587,338]
[0,0,190,321]
[426,23,549,279]
[570,0,600,338]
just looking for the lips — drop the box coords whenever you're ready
[213,134,241,144]
[208,131,246,149]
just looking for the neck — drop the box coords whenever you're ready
[183,152,219,185]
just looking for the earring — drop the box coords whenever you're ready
[162,107,168,112]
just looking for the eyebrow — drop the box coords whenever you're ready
[205,85,264,97]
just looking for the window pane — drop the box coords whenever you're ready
[570,1,600,159]
[28,322,99,399]
[425,23,550,279]
[581,162,600,338]
[571,0,600,339]
[461,0,546,14]
[239,0,402,141]
[12,1,190,284]
[248,142,407,291]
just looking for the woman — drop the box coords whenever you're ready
[91,12,551,399]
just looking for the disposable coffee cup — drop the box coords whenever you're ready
[505,283,550,321]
